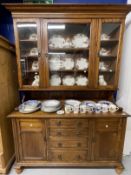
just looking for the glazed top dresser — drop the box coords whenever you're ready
[5,3,131,174]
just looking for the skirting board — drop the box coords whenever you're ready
[0,154,15,174]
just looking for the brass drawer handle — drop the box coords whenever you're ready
[77,122,82,127]
[58,143,63,147]
[76,155,81,160]
[76,132,81,136]
[58,154,62,160]
[77,143,81,147]
[105,124,109,128]
[57,121,62,126]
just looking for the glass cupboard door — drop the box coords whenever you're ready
[16,20,40,87]
[46,21,91,88]
[98,20,122,88]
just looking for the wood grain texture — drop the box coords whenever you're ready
[3,4,131,14]
[5,4,129,91]
[0,36,19,174]
[5,4,130,174]
[10,116,128,174]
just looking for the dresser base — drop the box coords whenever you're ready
[14,161,124,175]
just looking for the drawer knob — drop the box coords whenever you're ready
[57,132,62,136]
[77,143,81,147]
[77,122,82,126]
[76,132,81,136]
[58,143,63,147]
[105,124,109,128]
[58,154,62,160]
[29,123,33,127]
[76,155,81,160]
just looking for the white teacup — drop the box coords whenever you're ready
[109,104,119,113]
[86,105,94,113]
[80,104,86,114]
[101,104,109,113]
[95,103,102,113]
[65,105,73,114]
[73,105,79,114]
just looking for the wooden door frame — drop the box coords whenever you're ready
[13,18,41,89]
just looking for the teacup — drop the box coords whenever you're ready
[109,104,119,113]
[80,104,86,114]
[86,104,95,113]
[95,103,102,113]
[65,105,73,114]
[101,104,109,113]
[73,105,79,114]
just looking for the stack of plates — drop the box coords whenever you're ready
[41,100,61,112]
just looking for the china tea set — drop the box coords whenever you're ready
[18,99,119,114]
[64,100,119,114]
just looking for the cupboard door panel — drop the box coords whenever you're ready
[96,19,124,89]
[18,119,46,161]
[44,19,94,89]
[14,19,43,88]
[93,119,121,161]
[20,132,45,160]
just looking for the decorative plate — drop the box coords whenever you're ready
[76,75,88,86]
[50,74,61,86]
[76,57,88,70]
[63,57,74,70]
[72,34,89,48]
[62,75,75,86]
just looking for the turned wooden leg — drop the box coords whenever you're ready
[115,165,124,175]
[15,167,23,174]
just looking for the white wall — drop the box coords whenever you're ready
[116,0,131,155]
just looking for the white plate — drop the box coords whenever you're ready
[62,76,75,86]
[65,99,81,106]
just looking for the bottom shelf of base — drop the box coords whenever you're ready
[14,161,124,175]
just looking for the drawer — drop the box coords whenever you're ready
[48,139,88,149]
[95,119,120,131]
[48,119,88,129]
[19,119,43,131]
[48,128,88,138]
[48,150,88,162]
